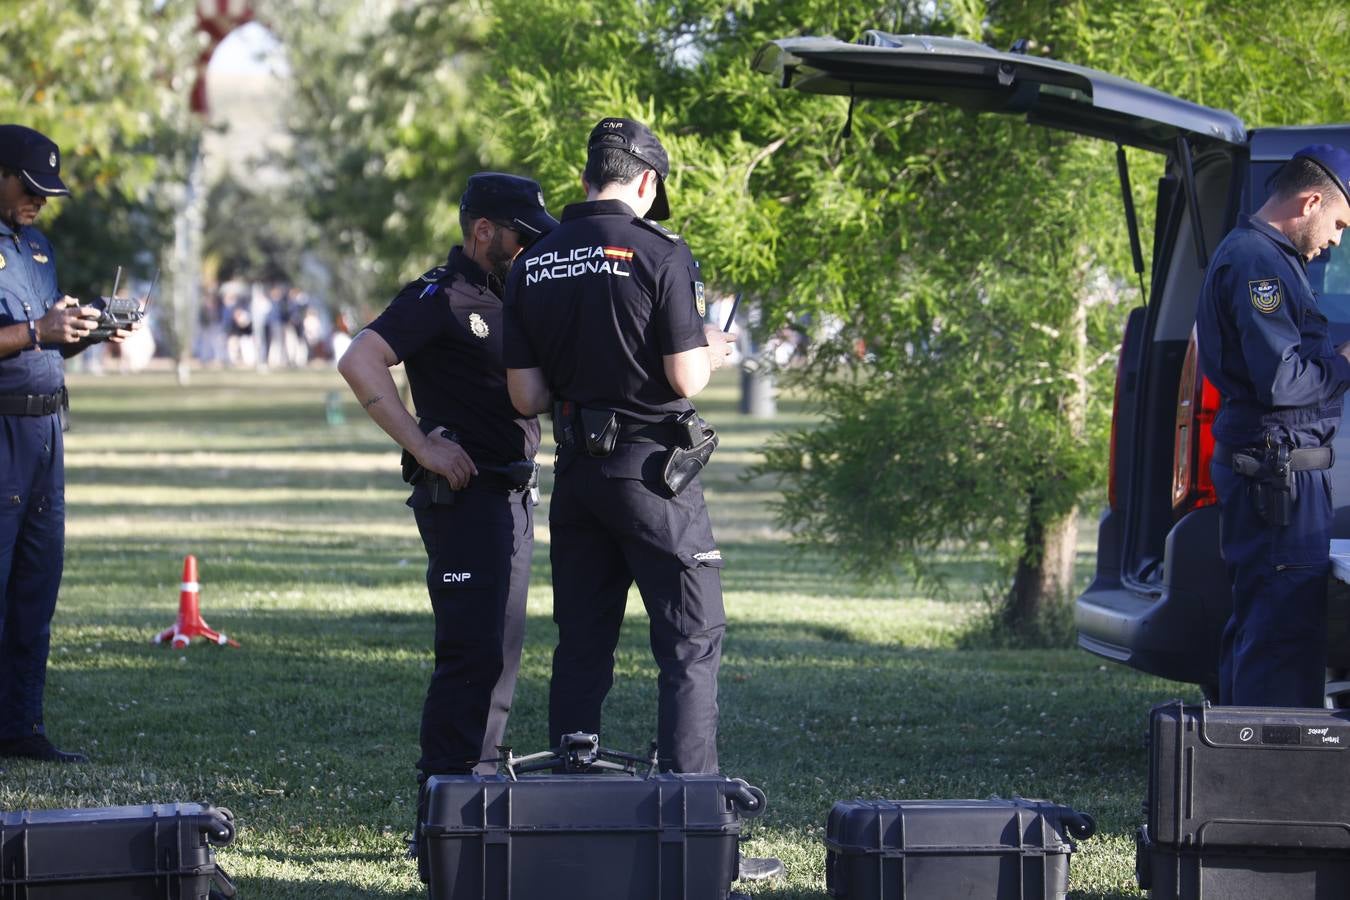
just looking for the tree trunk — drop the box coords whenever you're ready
[1005,261,1091,631]
[1006,494,1079,629]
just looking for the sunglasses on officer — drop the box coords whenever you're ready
[1,169,43,199]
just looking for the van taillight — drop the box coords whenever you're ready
[1172,329,1219,514]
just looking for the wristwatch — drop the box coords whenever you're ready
[25,318,38,350]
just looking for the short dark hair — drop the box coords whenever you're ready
[460,208,485,237]
[584,147,649,191]
[1268,157,1343,202]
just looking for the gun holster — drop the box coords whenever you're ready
[1232,444,1293,527]
[401,424,459,506]
[660,409,718,496]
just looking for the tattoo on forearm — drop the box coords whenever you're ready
[362,393,384,410]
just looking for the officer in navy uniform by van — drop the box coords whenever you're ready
[338,174,556,796]
[1196,144,1350,708]
[0,124,137,762]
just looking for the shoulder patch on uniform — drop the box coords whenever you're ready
[1249,278,1282,314]
[419,265,448,284]
[635,217,681,242]
[693,281,705,317]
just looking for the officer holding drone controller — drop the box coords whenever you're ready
[0,124,139,763]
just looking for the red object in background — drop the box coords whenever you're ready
[191,0,257,114]
[153,554,240,649]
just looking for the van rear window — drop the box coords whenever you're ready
[1249,160,1350,323]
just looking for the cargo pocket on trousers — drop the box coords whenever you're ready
[676,550,726,636]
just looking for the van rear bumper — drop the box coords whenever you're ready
[1076,504,1228,687]
[1075,584,1217,685]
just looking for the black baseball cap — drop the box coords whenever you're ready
[460,173,558,244]
[0,125,70,197]
[1294,144,1350,207]
[587,117,671,220]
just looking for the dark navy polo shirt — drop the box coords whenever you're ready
[1196,214,1350,447]
[365,246,540,465]
[502,199,707,424]
[0,222,64,396]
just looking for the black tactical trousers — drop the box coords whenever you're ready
[0,414,64,741]
[547,449,725,773]
[412,481,532,776]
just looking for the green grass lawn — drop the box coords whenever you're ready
[0,366,1194,898]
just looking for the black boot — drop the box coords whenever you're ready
[0,735,88,763]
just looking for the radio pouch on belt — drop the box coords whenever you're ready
[552,400,576,449]
[580,407,619,457]
[661,409,719,496]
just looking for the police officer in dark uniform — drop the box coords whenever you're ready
[0,124,136,763]
[338,174,556,792]
[1197,144,1350,708]
[504,117,732,774]
[504,120,782,884]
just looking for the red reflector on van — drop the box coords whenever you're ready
[1172,329,1219,514]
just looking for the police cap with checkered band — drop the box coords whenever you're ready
[460,172,558,246]
[0,125,70,197]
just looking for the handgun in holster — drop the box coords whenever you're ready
[401,424,460,506]
[1231,444,1293,527]
[660,408,718,497]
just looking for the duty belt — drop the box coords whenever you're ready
[0,388,65,416]
[1213,441,1335,472]
[614,421,684,445]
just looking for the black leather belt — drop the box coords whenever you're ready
[0,389,64,416]
[616,421,682,444]
[1213,441,1335,472]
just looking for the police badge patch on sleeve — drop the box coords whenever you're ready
[1249,278,1282,314]
[694,281,705,317]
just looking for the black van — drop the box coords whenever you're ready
[753,32,1350,700]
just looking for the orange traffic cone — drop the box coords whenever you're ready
[153,555,239,649]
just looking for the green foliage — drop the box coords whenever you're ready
[276,0,495,313]
[203,174,314,284]
[0,0,198,298]
[266,0,1348,608]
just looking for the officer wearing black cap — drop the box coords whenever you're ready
[503,121,782,883]
[1197,143,1350,707]
[0,125,137,764]
[338,173,556,826]
[504,117,731,772]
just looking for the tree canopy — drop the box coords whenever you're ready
[0,0,198,298]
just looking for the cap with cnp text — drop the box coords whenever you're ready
[588,117,671,221]
[0,125,70,197]
[460,173,558,246]
[1294,144,1350,207]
